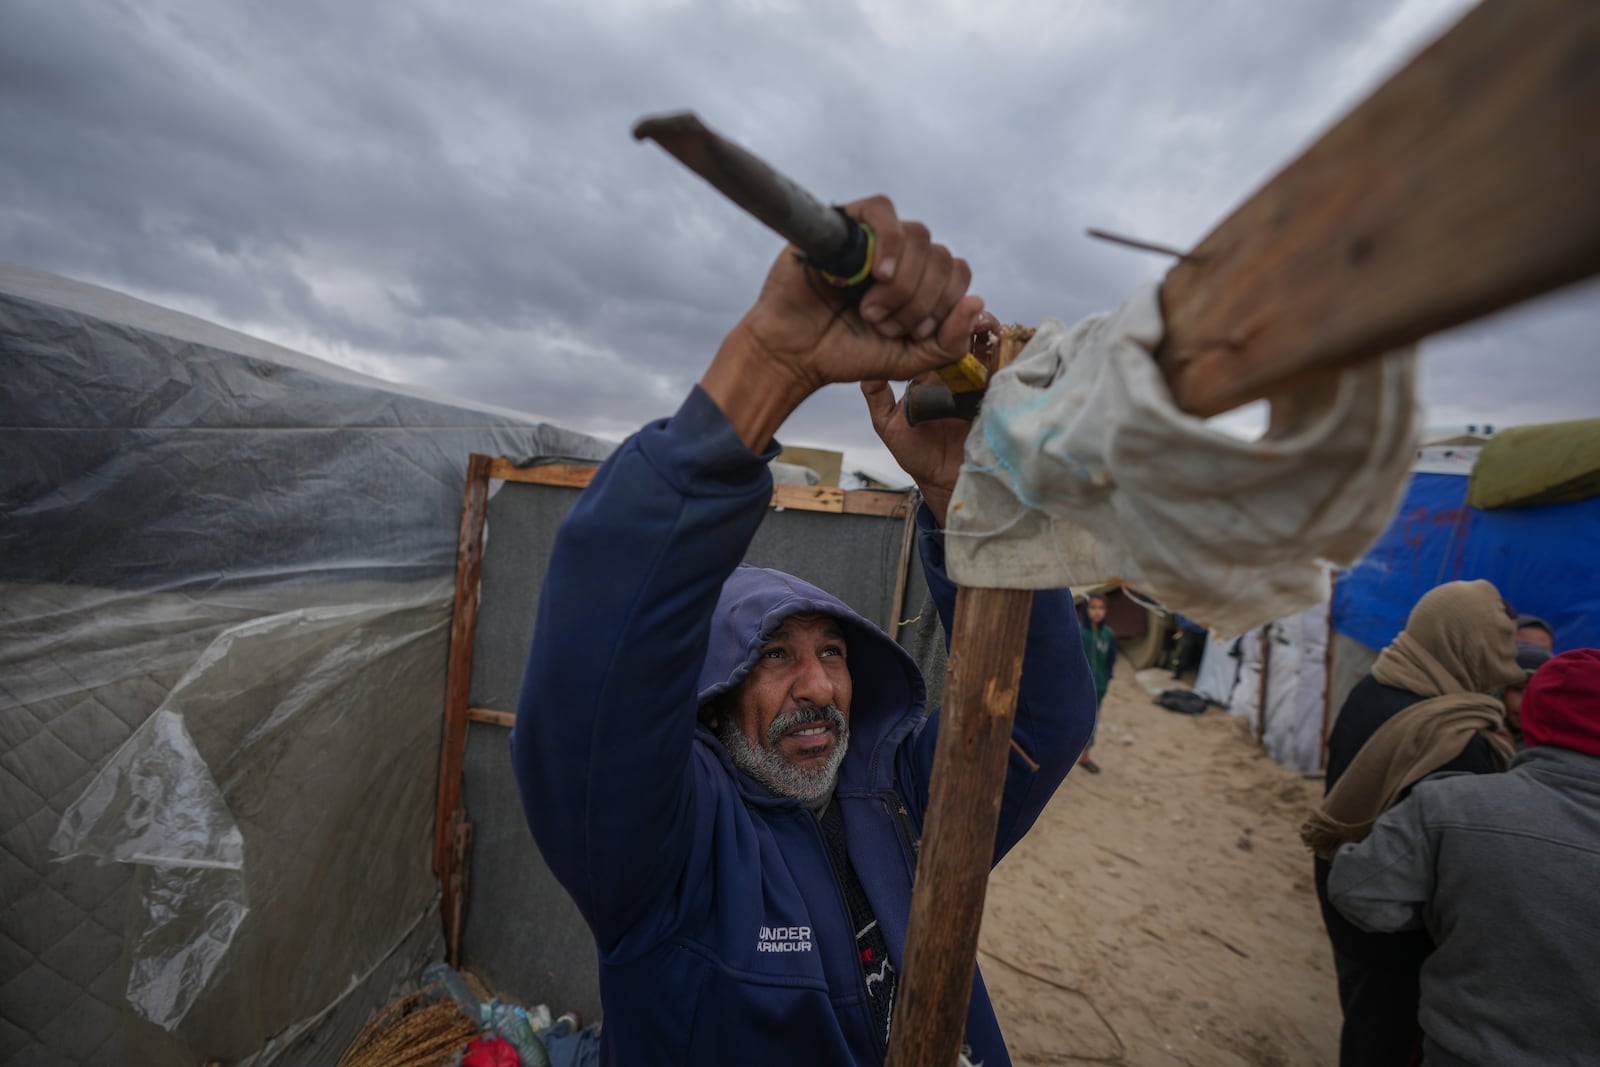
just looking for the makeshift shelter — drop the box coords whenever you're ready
[1,264,614,1066]
[1194,428,1600,774]
[1328,425,1600,713]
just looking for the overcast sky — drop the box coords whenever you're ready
[4,0,1596,480]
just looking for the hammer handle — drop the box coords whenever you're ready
[633,111,872,284]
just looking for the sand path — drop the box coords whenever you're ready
[981,665,1340,1066]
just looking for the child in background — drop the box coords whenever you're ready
[1078,593,1117,774]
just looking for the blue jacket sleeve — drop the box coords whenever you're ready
[511,387,774,953]
[898,504,1097,866]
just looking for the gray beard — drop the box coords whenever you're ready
[718,703,849,803]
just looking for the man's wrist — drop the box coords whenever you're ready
[700,324,815,452]
[917,484,953,527]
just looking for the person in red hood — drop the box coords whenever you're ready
[1328,649,1600,1066]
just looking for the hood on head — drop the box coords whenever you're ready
[1515,613,1555,643]
[1402,579,1523,693]
[1520,648,1600,759]
[696,564,927,772]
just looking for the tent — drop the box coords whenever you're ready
[1198,432,1600,774]
[1327,430,1600,715]
[1,263,613,1066]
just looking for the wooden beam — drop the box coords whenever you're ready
[771,484,845,513]
[844,488,912,519]
[487,457,594,488]
[886,497,921,635]
[1159,0,1600,417]
[884,587,1034,1067]
[1257,626,1272,749]
[433,453,493,960]
[488,457,909,517]
[886,331,1032,1067]
[1321,585,1339,772]
[467,707,517,729]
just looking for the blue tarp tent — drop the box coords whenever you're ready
[1333,470,1600,654]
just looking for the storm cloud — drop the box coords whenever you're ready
[3,0,1595,475]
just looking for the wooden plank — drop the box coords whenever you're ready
[446,813,472,968]
[886,329,1033,1067]
[467,707,517,729]
[886,499,921,635]
[843,488,912,519]
[1158,0,1600,417]
[1257,625,1272,749]
[434,453,493,959]
[489,459,597,487]
[487,455,907,516]
[1320,587,1339,771]
[884,587,1034,1067]
[770,483,844,512]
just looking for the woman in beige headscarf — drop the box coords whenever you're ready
[1303,579,1523,1067]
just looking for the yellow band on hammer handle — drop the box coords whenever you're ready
[818,223,876,289]
[936,354,990,394]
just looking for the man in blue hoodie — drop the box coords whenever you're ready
[512,196,1096,1065]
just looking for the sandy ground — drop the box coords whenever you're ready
[980,664,1341,1066]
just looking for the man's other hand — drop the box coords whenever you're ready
[860,311,999,526]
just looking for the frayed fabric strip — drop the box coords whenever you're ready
[945,284,1419,637]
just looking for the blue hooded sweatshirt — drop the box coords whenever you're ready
[513,386,1096,1065]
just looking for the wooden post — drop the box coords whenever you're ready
[883,586,1034,1067]
[890,6,1600,1061]
[887,495,921,637]
[1320,580,1340,771]
[434,452,493,962]
[1256,625,1272,749]
[1158,0,1600,416]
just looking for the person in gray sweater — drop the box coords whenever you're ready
[1329,647,1600,1066]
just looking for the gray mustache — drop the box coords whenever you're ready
[767,703,845,745]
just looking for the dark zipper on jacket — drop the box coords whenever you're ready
[809,806,891,1065]
[885,792,921,877]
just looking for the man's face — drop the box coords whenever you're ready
[1516,625,1554,652]
[720,613,853,801]
[1087,598,1107,625]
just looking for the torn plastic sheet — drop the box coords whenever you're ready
[53,708,247,1029]
[127,867,249,1030]
[945,284,1420,636]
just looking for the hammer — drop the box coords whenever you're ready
[632,111,991,424]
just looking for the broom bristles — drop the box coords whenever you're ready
[337,989,480,1067]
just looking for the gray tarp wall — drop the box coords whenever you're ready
[0,264,611,1067]
[458,477,943,1023]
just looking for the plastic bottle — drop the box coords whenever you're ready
[486,999,551,1067]
[523,1002,552,1032]
[545,1011,581,1039]
[420,961,483,1023]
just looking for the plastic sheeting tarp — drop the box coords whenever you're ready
[1192,635,1240,708]
[1256,605,1329,774]
[1,263,612,1066]
[1332,471,1600,655]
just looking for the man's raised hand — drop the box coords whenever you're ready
[862,312,1000,526]
[700,196,984,451]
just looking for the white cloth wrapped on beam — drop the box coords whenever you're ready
[944,284,1419,636]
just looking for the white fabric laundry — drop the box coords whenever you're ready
[944,284,1419,636]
